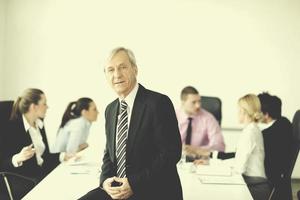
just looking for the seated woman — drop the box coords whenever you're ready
[0,88,60,199]
[234,94,270,200]
[54,97,98,158]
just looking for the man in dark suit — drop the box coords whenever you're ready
[258,92,293,200]
[79,47,183,200]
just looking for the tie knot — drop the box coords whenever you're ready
[188,117,193,122]
[120,100,128,113]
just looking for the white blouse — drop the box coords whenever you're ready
[234,122,266,178]
[54,117,91,154]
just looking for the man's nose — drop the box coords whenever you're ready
[113,68,122,78]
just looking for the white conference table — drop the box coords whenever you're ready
[23,159,253,200]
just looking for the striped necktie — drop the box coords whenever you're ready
[116,100,128,178]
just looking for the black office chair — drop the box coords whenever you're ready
[0,172,36,200]
[0,101,14,124]
[201,96,236,160]
[268,110,300,200]
[0,101,37,200]
[201,96,222,125]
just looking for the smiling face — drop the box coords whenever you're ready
[104,50,138,99]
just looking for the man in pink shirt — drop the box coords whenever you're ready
[176,86,225,158]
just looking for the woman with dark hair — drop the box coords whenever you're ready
[0,88,60,199]
[54,97,98,157]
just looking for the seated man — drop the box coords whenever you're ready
[258,92,293,200]
[176,86,225,161]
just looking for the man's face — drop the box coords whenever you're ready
[105,51,138,98]
[182,94,201,116]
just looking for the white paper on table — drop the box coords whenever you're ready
[196,165,232,176]
[198,175,246,185]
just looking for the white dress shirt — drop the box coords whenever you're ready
[234,122,266,178]
[115,83,139,155]
[54,116,91,154]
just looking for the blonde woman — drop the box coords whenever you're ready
[234,94,270,200]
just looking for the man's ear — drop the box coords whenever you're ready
[134,65,138,75]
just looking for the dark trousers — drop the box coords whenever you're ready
[78,187,112,200]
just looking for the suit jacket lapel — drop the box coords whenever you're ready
[18,117,33,145]
[109,100,119,163]
[127,85,146,157]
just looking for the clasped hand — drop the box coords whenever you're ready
[103,176,133,200]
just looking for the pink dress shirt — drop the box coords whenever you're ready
[176,108,225,152]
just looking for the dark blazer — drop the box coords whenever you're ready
[262,117,293,198]
[100,84,183,200]
[0,116,59,181]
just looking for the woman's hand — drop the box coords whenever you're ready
[78,143,89,152]
[15,144,36,164]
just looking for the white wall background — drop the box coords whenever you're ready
[1,0,300,176]
[0,0,6,98]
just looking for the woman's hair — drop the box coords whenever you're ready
[238,94,263,123]
[10,88,44,120]
[59,97,93,128]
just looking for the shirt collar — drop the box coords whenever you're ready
[22,114,44,132]
[118,83,139,111]
[263,119,276,130]
[177,108,202,124]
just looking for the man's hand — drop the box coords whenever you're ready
[193,158,209,165]
[15,144,36,164]
[103,177,133,200]
[183,144,210,157]
[103,177,120,197]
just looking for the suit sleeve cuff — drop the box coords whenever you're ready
[59,152,66,162]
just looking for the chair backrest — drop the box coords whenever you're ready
[0,101,14,126]
[201,96,222,125]
[0,101,14,198]
[0,100,14,154]
[287,110,300,177]
[270,110,300,200]
[0,100,14,157]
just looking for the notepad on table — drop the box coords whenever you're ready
[196,165,232,176]
[199,175,245,185]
